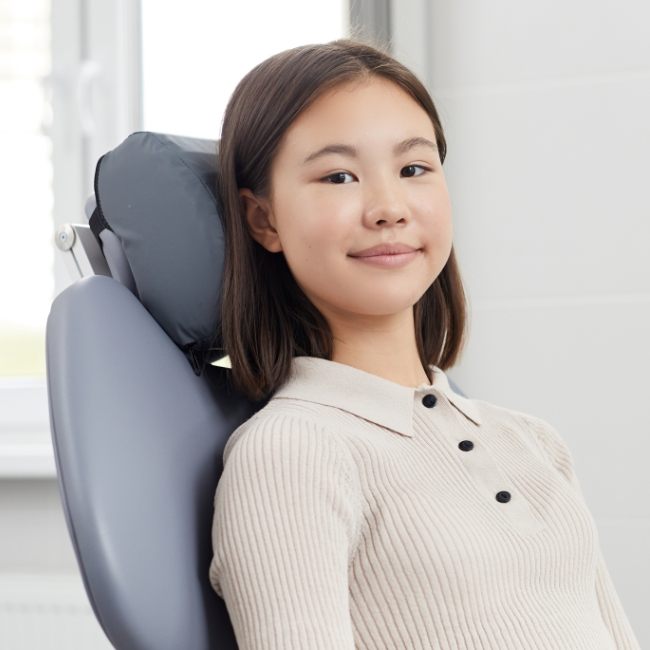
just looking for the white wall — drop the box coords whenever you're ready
[397,0,649,644]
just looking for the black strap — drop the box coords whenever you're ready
[89,152,113,240]
[89,207,106,239]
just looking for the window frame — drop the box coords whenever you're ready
[0,0,143,477]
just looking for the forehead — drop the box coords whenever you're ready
[277,77,435,157]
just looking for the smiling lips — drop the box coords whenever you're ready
[348,243,422,268]
[348,242,420,258]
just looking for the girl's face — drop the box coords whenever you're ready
[240,75,453,326]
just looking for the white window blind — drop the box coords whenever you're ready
[0,0,53,378]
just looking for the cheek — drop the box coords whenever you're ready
[279,217,343,281]
[418,180,451,215]
[285,198,353,256]
[422,189,452,238]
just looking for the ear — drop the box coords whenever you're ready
[239,188,283,253]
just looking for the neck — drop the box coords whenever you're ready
[317,303,431,388]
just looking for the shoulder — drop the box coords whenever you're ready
[222,398,356,477]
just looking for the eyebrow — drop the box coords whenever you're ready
[302,136,438,165]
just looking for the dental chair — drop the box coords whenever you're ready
[46,131,257,649]
[45,130,469,649]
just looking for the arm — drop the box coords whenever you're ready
[208,414,361,649]
[522,414,641,650]
[594,545,641,650]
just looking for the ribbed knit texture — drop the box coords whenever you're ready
[209,356,641,649]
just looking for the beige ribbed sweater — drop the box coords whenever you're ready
[209,356,641,649]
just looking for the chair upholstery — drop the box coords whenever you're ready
[45,131,263,649]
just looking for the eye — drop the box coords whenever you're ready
[321,165,431,185]
[401,164,430,178]
[322,171,355,184]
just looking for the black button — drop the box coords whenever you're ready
[458,440,474,451]
[422,394,437,408]
[495,491,511,503]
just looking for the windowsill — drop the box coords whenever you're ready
[0,376,55,479]
[0,431,56,479]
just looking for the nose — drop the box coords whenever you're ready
[363,175,410,226]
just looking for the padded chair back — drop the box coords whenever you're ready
[46,132,264,649]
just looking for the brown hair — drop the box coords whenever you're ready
[215,36,469,403]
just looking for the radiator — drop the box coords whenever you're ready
[0,573,113,649]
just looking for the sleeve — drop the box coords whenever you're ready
[208,414,362,650]
[522,414,642,650]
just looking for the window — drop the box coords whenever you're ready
[0,0,141,476]
[0,0,53,379]
[141,0,349,137]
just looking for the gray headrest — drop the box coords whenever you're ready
[89,131,224,375]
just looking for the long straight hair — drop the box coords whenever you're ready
[215,37,470,403]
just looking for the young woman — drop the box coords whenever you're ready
[208,38,640,650]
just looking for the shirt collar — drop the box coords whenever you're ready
[270,356,482,437]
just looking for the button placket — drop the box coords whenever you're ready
[419,390,546,536]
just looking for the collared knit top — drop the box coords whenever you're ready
[208,355,641,649]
